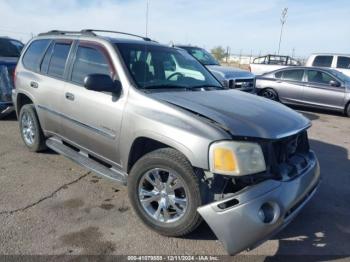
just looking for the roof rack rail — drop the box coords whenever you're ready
[38,30,96,37]
[81,29,152,41]
[38,29,152,42]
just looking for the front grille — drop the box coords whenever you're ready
[272,131,309,164]
[229,79,255,89]
[261,131,311,179]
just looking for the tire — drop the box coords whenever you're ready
[261,88,279,101]
[346,103,350,117]
[19,104,47,152]
[128,148,203,237]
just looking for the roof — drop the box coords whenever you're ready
[37,29,162,46]
[310,53,350,57]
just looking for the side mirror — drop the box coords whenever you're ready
[84,74,122,94]
[329,80,341,87]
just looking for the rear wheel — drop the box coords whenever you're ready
[261,88,279,101]
[346,103,350,117]
[128,148,203,237]
[19,104,46,152]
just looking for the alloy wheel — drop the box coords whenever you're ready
[138,168,188,223]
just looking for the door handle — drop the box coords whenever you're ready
[30,81,39,88]
[65,92,75,101]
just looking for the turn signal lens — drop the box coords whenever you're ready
[213,148,237,172]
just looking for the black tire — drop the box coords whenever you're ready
[346,103,350,117]
[19,104,47,152]
[260,88,279,101]
[128,148,203,237]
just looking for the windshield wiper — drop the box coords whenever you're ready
[141,84,189,90]
[190,84,224,90]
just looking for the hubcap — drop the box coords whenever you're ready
[263,90,277,100]
[138,168,188,223]
[21,112,35,145]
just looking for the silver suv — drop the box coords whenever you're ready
[13,30,320,255]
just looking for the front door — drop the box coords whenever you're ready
[303,69,345,109]
[60,42,126,165]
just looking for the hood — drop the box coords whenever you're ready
[206,65,255,81]
[149,90,310,140]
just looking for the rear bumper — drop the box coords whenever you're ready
[198,151,320,255]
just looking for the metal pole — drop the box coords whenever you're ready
[146,0,150,37]
[278,8,288,55]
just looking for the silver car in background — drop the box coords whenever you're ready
[256,66,350,117]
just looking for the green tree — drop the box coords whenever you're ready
[211,46,226,62]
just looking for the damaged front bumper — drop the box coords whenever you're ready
[198,151,320,255]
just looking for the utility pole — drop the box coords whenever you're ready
[146,0,150,37]
[278,8,288,55]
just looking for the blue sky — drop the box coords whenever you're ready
[0,0,349,57]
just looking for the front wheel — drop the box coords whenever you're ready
[261,88,279,101]
[128,148,203,237]
[19,104,47,152]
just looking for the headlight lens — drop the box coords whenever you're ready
[209,141,266,176]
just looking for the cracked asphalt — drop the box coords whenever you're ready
[0,108,350,259]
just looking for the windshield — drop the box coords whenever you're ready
[0,38,24,57]
[182,47,220,66]
[117,43,222,90]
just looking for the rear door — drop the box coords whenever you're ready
[274,69,305,104]
[35,40,73,134]
[60,41,125,164]
[303,69,345,109]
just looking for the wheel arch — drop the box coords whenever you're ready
[16,92,34,117]
[126,135,198,174]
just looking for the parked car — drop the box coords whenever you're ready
[306,53,350,77]
[250,54,301,75]
[256,66,350,116]
[13,30,320,255]
[176,45,256,93]
[0,37,24,118]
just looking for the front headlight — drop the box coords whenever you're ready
[209,141,266,176]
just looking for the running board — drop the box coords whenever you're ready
[46,137,127,185]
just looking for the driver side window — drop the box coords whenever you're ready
[306,70,337,86]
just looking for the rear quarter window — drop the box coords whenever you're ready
[312,56,333,67]
[22,39,51,72]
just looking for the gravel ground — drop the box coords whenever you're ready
[0,108,349,261]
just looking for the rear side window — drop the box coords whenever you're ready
[282,70,304,81]
[47,43,72,78]
[337,56,350,69]
[71,46,112,85]
[0,38,23,57]
[312,56,333,67]
[22,39,51,71]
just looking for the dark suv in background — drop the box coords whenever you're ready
[0,37,24,118]
[176,45,256,93]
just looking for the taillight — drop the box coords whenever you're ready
[12,66,17,89]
